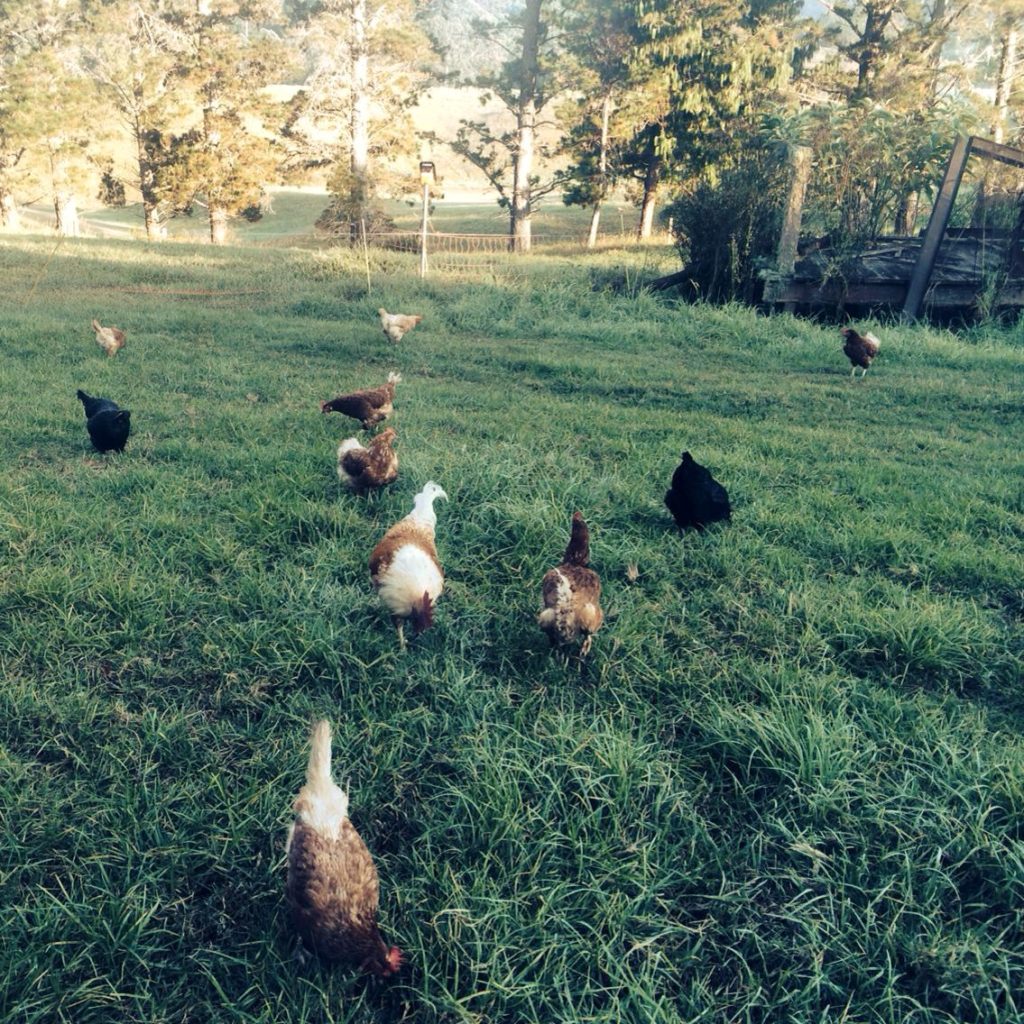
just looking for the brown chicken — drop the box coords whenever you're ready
[538,512,604,657]
[92,319,126,357]
[337,427,398,493]
[321,372,401,429]
[379,308,422,344]
[286,720,402,977]
[840,327,881,378]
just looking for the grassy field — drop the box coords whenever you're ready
[0,228,1023,1024]
[27,188,652,248]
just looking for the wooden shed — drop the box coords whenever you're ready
[761,135,1024,320]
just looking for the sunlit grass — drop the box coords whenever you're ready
[0,232,1022,1023]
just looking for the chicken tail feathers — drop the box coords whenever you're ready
[411,591,433,634]
[293,720,349,837]
[563,512,591,566]
[306,719,334,789]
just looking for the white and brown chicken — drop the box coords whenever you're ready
[92,319,126,357]
[286,719,402,977]
[337,427,398,494]
[538,511,604,657]
[378,308,422,344]
[840,326,881,378]
[369,481,447,647]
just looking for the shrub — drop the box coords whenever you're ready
[663,145,789,303]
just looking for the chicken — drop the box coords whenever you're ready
[665,452,731,531]
[369,481,447,648]
[538,512,604,657]
[91,319,126,357]
[321,372,401,430]
[286,719,402,977]
[378,308,422,344]
[76,389,131,453]
[840,326,881,378]
[337,428,398,493]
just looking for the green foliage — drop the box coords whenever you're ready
[97,163,127,208]
[285,0,436,230]
[663,138,790,302]
[800,100,978,249]
[0,233,1022,1023]
[315,166,396,235]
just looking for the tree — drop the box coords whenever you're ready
[161,0,289,244]
[79,0,186,240]
[284,0,435,238]
[450,0,565,251]
[556,1,648,247]
[806,0,975,236]
[623,0,800,238]
[0,56,29,229]
[0,0,97,236]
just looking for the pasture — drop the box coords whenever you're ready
[1,228,1023,1024]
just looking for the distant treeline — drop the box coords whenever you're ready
[1,0,1020,297]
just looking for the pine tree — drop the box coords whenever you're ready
[450,0,565,251]
[556,1,645,247]
[1,0,97,236]
[160,0,289,245]
[284,0,435,239]
[79,0,187,240]
[621,0,798,238]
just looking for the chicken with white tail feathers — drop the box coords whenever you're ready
[378,308,422,344]
[286,720,402,976]
[337,428,398,493]
[369,481,447,647]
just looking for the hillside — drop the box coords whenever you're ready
[0,234,1022,1024]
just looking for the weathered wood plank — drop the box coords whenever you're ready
[903,135,972,321]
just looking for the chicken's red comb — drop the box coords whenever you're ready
[386,946,403,973]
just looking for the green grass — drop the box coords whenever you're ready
[1,230,1023,1024]
[38,189,651,248]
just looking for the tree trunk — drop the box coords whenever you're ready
[135,114,163,242]
[993,25,1018,145]
[510,0,542,253]
[637,141,661,240]
[54,190,80,237]
[586,91,613,250]
[49,143,80,237]
[852,2,895,101]
[349,0,370,241]
[893,191,917,235]
[209,204,228,244]
[587,205,601,248]
[0,189,19,230]
[775,144,812,275]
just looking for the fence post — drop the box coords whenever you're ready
[775,144,813,312]
[419,181,429,278]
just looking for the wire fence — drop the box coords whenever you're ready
[353,227,669,279]
[7,203,672,281]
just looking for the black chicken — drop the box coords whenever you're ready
[77,389,131,453]
[665,452,731,531]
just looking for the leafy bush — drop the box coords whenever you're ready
[663,144,789,303]
[96,164,126,208]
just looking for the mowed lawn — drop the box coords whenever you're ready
[1,232,1023,1024]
